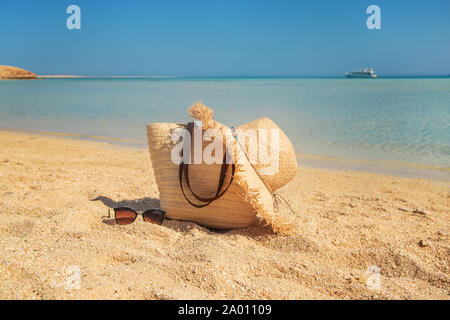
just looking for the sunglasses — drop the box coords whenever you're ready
[112,207,166,225]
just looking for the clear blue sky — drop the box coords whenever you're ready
[0,0,449,76]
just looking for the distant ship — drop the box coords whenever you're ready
[345,68,377,78]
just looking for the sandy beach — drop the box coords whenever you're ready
[0,130,448,299]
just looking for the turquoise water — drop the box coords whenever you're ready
[0,77,449,169]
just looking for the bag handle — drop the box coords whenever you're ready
[179,122,235,208]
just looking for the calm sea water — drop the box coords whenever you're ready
[0,77,449,171]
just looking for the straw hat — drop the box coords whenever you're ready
[146,102,298,233]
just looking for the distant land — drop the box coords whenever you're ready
[38,75,172,79]
[38,75,87,78]
[0,66,172,79]
[0,65,37,80]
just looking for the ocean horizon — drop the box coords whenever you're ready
[37,75,450,79]
[0,76,449,179]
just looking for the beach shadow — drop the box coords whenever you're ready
[220,218,276,238]
[91,195,160,211]
[160,216,275,238]
[91,195,275,237]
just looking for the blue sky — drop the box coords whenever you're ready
[0,0,449,76]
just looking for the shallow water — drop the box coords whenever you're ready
[0,77,449,171]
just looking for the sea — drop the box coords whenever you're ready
[0,77,448,180]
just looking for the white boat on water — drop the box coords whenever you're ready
[345,68,377,78]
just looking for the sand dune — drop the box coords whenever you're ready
[0,65,37,80]
[0,130,448,299]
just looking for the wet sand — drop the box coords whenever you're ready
[0,130,448,299]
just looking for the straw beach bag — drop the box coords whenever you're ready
[146,103,298,233]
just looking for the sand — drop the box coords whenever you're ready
[0,66,37,80]
[0,130,448,299]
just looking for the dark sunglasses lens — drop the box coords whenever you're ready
[143,209,165,225]
[115,208,137,225]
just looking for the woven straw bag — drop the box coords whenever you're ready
[146,103,297,233]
